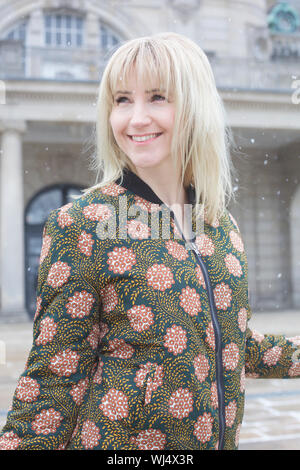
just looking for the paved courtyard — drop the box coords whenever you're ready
[1,310,300,450]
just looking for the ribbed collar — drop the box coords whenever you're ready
[115,167,195,207]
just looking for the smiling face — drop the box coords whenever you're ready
[109,68,176,173]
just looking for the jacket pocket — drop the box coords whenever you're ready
[139,363,163,407]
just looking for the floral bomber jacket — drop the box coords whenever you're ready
[1,167,300,451]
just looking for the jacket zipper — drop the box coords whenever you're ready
[169,211,226,449]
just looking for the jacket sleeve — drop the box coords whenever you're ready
[232,219,300,379]
[245,314,300,379]
[0,208,102,450]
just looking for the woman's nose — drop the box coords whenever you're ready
[130,102,152,126]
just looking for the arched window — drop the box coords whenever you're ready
[44,12,84,48]
[24,184,83,318]
[100,23,121,54]
[2,18,27,43]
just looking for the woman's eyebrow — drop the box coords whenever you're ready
[115,88,165,94]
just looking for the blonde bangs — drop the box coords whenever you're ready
[107,38,174,104]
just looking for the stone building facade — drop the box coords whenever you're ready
[0,0,299,321]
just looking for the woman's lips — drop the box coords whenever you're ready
[128,133,163,145]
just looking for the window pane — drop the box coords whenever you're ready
[66,15,71,28]
[45,31,51,45]
[56,14,61,28]
[76,17,83,29]
[56,32,61,45]
[45,15,51,28]
[76,33,82,46]
[66,32,71,45]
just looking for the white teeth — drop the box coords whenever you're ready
[131,133,160,142]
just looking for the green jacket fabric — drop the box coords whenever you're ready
[1,168,299,450]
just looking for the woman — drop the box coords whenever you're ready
[1,32,299,451]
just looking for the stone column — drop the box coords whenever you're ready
[0,120,28,322]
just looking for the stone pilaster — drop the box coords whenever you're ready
[0,120,29,322]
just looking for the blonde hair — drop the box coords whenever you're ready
[80,32,237,224]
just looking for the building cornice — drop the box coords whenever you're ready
[0,79,299,130]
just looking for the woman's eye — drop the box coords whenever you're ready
[115,94,166,104]
[152,94,165,101]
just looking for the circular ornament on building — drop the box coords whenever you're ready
[268,2,300,34]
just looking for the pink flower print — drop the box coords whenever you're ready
[193,412,214,443]
[245,372,259,378]
[0,432,22,450]
[47,261,71,288]
[33,295,42,321]
[205,322,216,349]
[195,265,206,289]
[127,305,154,332]
[223,342,239,371]
[16,377,40,403]
[229,230,244,252]
[235,424,242,447]
[213,282,232,310]
[132,429,167,450]
[289,361,300,377]
[195,234,215,256]
[193,353,210,382]
[180,286,201,316]
[100,284,119,313]
[146,264,175,291]
[87,324,101,349]
[40,235,52,264]
[251,330,265,343]
[60,203,73,213]
[225,401,237,427]
[127,220,150,239]
[163,325,187,355]
[135,363,164,405]
[262,346,282,366]
[166,240,189,260]
[133,196,160,213]
[168,387,194,419]
[83,203,112,222]
[93,360,104,384]
[101,183,126,196]
[287,336,300,347]
[99,388,129,421]
[108,338,134,359]
[81,420,101,449]
[144,365,164,405]
[224,253,242,277]
[107,247,136,274]
[134,362,153,388]
[99,322,109,342]
[77,231,94,256]
[210,382,218,409]
[57,204,74,228]
[70,378,89,405]
[36,317,57,346]
[238,308,248,332]
[65,290,95,319]
[171,219,181,239]
[31,408,63,435]
[49,348,80,377]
